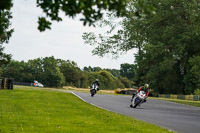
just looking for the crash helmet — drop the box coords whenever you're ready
[96,79,99,82]
[144,84,149,90]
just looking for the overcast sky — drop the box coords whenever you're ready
[4,0,136,69]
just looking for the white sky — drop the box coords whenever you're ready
[4,0,136,69]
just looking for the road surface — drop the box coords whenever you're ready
[71,91,200,133]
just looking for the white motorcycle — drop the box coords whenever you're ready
[90,84,99,97]
[130,91,146,108]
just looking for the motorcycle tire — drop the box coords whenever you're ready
[91,89,96,97]
[133,100,141,108]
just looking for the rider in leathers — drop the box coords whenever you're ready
[131,84,149,105]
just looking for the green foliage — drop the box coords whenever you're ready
[188,56,200,93]
[134,0,200,94]
[0,0,13,44]
[58,59,88,88]
[0,46,11,66]
[40,57,66,87]
[2,60,29,82]
[36,0,128,31]
[83,0,200,94]
[0,0,12,10]
[2,57,66,87]
[83,66,102,72]
[120,63,135,80]
[119,77,131,88]
[0,0,157,33]
[105,68,120,78]
[1,57,137,89]
[87,70,123,90]
[0,1,13,66]
[0,10,14,44]
[189,56,200,78]
[194,89,200,95]
[37,17,52,31]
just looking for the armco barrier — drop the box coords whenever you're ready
[158,94,199,101]
[193,95,199,101]
[170,94,177,99]
[177,95,185,100]
[165,94,170,98]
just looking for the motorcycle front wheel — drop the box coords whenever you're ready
[91,89,96,97]
[133,99,141,108]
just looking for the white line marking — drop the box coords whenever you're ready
[71,91,86,102]
[71,91,111,112]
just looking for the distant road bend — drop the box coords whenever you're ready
[70,91,200,133]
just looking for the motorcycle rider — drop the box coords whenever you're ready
[131,84,149,103]
[91,79,100,91]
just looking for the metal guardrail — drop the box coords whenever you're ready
[14,82,33,86]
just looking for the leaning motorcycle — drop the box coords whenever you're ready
[130,91,146,108]
[90,84,98,97]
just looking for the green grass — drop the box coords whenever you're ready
[150,97,200,107]
[0,87,172,133]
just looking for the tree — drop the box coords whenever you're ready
[87,70,123,90]
[188,56,200,90]
[83,66,102,72]
[36,0,128,31]
[40,57,65,87]
[83,0,200,94]
[2,60,23,81]
[104,68,120,78]
[0,0,13,44]
[2,57,66,87]
[119,77,131,88]
[0,1,13,66]
[0,0,156,33]
[2,60,35,82]
[120,63,135,80]
[58,59,87,88]
[0,0,156,69]
[0,46,11,66]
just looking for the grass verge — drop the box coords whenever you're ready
[0,87,172,133]
[149,97,200,107]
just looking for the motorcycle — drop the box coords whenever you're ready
[130,91,146,108]
[90,84,99,97]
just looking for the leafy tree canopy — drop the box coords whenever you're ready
[0,1,13,66]
[83,0,200,94]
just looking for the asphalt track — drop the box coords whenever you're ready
[71,91,200,133]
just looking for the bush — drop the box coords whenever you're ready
[194,89,200,95]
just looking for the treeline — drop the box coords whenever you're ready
[0,56,135,90]
[83,0,200,95]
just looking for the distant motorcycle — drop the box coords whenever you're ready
[90,84,99,97]
[130,91,146,108]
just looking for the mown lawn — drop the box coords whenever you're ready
[0,87,172,133]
